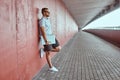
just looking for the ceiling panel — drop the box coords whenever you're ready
[62,0,114,28]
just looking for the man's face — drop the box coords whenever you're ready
[44,9,50,17]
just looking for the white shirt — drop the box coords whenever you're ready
[39,17,55,45]
[39,17,53,35]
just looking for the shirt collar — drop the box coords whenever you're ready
[43,16,49,19]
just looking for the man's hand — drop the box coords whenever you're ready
[45,40,49,45]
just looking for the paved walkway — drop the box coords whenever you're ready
[33,31,120,80]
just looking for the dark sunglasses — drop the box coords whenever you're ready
[44,11,50,13]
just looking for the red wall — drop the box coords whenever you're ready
[85,29,120,47]
[0,0,78,80]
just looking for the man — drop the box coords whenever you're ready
[39,8,61,72]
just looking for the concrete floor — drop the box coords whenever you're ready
[33,31,120,80]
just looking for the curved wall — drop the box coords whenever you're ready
[85,29,120,47]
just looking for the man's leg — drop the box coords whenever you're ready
[44,44,59,72]
[51,46,61,52]
[45,51,53,68]
[45,51,58,72]
[51,38,61,52]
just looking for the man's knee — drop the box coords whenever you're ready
[57,46,61,52]
[46,51,50,55]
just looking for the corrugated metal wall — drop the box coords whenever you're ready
[0,0,78,80]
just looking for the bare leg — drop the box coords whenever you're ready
[45,51,53,68]
[45,47,60,72]
[51,46,61,52]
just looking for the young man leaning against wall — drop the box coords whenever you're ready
[39,8,61,72]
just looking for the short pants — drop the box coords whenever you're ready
[43,38,60,51]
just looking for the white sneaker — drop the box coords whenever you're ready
[40,48,44,58]
[49,66,58,72]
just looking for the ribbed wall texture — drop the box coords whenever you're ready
[0,0,78,80]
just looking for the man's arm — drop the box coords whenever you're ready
[40,26,49,44]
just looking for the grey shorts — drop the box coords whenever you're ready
[43,38,60,51]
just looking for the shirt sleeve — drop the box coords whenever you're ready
[39,19,45,27]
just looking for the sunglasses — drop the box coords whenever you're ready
[44,11,50,13]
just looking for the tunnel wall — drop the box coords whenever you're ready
[85,29,120,47]
[0,0,78,80]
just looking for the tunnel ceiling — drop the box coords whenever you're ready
[62,0,119,28]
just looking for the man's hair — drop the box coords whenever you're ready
[41,8,48,14]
